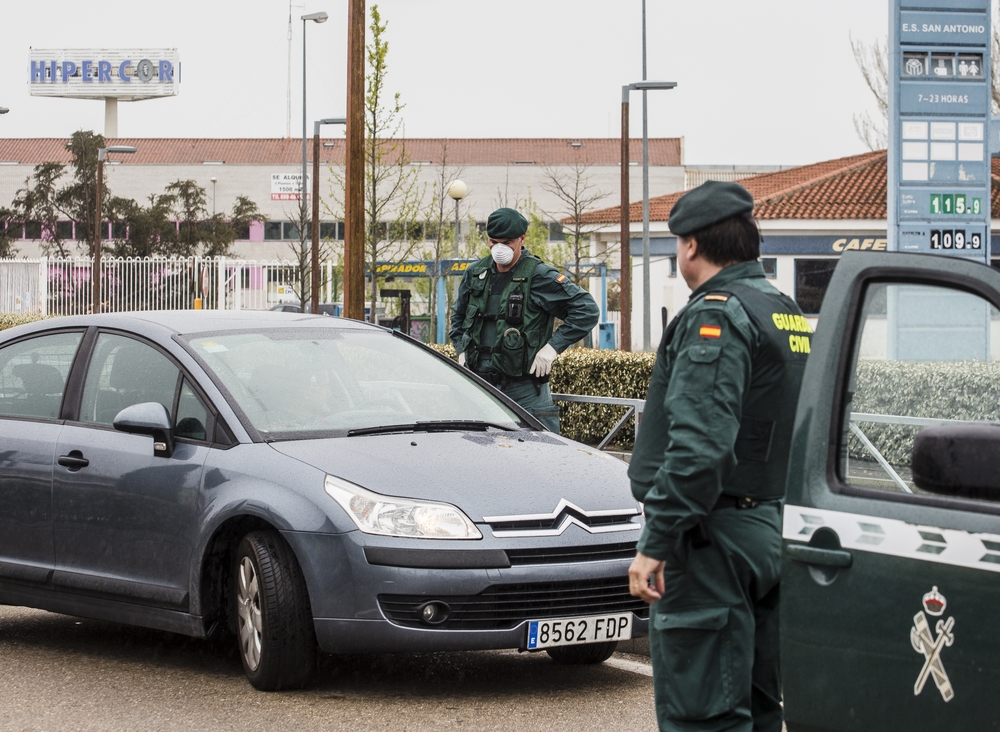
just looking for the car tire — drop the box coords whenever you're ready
[546,641,618,665]
[233,531,317,690]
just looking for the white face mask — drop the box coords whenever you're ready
[490,243,515,266]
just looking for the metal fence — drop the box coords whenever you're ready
[0,257,339,315]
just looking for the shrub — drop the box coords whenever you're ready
[850,359,1000,466]
[0,314,47,331]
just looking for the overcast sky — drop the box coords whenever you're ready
[1,1,892,166]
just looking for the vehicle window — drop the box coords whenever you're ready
[841,281,1000,498]
[175,379,210,441]
[79,334,180,426]
[186,328,524,437]
[0,331,83,419]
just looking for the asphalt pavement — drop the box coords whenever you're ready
[0,606,657,731]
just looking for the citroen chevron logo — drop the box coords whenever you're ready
[483,499,640,538]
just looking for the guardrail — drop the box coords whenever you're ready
[551,393,646,450]
[848,412,968,494]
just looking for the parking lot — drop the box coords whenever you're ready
[0,606,657,731]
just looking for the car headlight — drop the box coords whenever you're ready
[324,475,482,540]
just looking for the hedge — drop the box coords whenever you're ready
[0,314,47,331]
[850,359,1000,466]
[431,342,1000,457]
[428,344,654,448]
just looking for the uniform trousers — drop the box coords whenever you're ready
[500,380,561,434]
[649,501,782,732]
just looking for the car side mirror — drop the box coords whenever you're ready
[113,402,174,458]
[912,422,1000,501]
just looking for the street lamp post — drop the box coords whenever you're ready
[300,11,329,310]
[447,180,467,301]
[93,145,137,313]
[620,80,676,351]
[312,117,347,314]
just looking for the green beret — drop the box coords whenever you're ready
[487,207,528,239]
[668,181,755,237]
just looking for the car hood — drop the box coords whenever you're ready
[268,430,635,521]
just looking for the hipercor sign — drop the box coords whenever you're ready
[28,49,179,100]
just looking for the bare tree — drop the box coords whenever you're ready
[423,141,465,341]
[851,35,888,151]
[540,162,609,286]
[326,5,424,322]
[852,30,1000,150]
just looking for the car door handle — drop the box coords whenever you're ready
[57,451,89,470]
[786,544,852,569]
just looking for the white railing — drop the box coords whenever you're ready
[0,256,339,315]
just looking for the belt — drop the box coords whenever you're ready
[474,370,548,387]
[713,495,761,511]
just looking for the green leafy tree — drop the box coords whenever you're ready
[166,180,263,257]
[107,193,179,258]
[361,4,424,319]
[0,207,19,257]
[60,131,107,255]
[11,162,73,256]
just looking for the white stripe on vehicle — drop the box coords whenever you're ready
[783,504,1000,574]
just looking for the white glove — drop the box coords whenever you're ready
[530,343,558,378]
[457,352,466,367]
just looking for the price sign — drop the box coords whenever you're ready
[889,0,992,262]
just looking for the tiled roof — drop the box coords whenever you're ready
[579,150,890,225]
[0,137,682,167]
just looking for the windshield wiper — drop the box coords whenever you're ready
[347,420,519,437]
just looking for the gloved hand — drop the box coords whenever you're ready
[530,343,558,378]
[458,352,466,367]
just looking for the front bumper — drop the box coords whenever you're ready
[314,614,650,654]
[282,525,650,655]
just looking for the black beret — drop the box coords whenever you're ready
[668,181,755,237]
[487,207,528,239]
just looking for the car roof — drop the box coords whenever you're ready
[1,311,382,340]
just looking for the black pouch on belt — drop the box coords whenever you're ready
[687,520,712,549]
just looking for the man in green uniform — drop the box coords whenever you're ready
[627,181,811,732]
[450,207,599,433]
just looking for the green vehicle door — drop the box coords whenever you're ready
[781,251,1000,731]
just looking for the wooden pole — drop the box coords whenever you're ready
[619,98,632,352]
[344,0,365,320]
[93,158,103,314]
[311,129,321,314]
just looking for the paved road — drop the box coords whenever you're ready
[0,606,657,731]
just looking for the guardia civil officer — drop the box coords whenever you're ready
[627,181,811,732]
[450,207,599,433]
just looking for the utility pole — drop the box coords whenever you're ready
[344,0,366,320]
[619,96,631,352]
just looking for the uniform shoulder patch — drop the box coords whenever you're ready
[699,325,722,339]
[556,274,567,283]
[704,292,730,302]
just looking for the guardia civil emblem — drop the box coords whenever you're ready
[909,586,955,702]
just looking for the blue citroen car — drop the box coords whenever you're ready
[0,312,647,690]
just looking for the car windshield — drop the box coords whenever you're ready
[185,328,526,438]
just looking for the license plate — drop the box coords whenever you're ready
[525,613,632,650]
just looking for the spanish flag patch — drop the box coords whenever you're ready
[556,274,567,283]
[699,325,722,339]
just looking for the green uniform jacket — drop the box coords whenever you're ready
[628,260,810,562]
[449,250,599,368]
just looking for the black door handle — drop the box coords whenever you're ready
[57,451,89,470]
[786,544,853,568]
